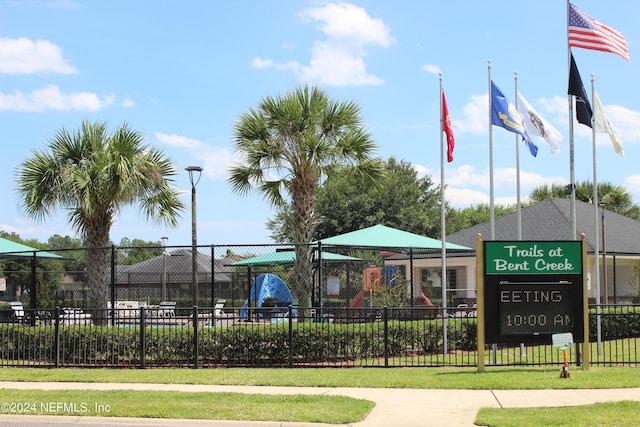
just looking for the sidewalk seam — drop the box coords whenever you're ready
[490,390,504,408]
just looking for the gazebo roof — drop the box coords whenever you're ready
[318,224,471,250]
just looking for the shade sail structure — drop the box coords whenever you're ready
[317,224,471,250]
[231,250,362,267]
[0,237,63,259]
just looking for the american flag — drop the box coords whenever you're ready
[568,3,630,62]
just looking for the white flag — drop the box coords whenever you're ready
[593,90,624,157]
[516,91,562,154]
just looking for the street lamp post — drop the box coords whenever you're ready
[186,166,203,307]
[161,236,168,302]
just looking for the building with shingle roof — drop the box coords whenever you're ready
[387,198,640,305]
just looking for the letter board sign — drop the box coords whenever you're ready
[483,241,585,344]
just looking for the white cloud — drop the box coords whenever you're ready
[421,64,441,75]
[121,98,135,108]
[252,57,274,69]
[0,37,77,74]
[453,93,487,134]
[155,132,203,149]
[295,41,384,86]
[423,163,567,209]
[0,220,73,240]
[624,176,640,204]
[255,2,394,87]
[446,187,489,208]
[604,104,640,143]
[0,84,113,112]
[300,3,394,48]
[155,132,235,181]
[536,95,566,116]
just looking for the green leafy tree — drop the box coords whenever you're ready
[15,120,185,316]
[47,234,87,285]
[229,85,385,306]
[316,157,443,239]
[446,203,515,234]
[118,237,164,265]
[268,157,444,241]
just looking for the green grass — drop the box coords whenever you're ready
[3,366,640,424]
[3,366,640,389]
[476,401,640,427]
[0,389,372,423]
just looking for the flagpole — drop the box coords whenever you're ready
[488,60,495,240]
[515,71,526,359]
[567,0,577,239]
[514,71,522,240]
[439,73,448,355]
[591,73,603,356]
[487,61,498,363]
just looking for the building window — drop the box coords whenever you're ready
[421,268,457,306]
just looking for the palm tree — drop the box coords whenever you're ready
[528,181,639,219]
[228,85,384,306]
[16,120,185,316]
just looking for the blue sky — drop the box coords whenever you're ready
[1,0,639,247]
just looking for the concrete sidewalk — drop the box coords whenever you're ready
[2,382,640,426]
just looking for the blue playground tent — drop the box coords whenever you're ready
[240,273,296,318]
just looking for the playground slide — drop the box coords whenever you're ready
[349,290,366,308]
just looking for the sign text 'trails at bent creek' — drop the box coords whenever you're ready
[485,241,582,275]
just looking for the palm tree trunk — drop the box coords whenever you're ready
[86,222,111,325]
[291,173,318,308]
[293,244,313,307]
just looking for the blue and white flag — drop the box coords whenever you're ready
[491,81,538,157]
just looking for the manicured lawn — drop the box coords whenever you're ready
[3,366,640,389]
[2,366,640,424]
[476,401,640,427]
[0,388,372,424]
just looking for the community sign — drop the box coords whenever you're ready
[481,240,587,344]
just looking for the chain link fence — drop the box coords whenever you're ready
[1,243,474,312]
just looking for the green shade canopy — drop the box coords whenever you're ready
[0,237,62,259]
[231,251,362,267]
[318,224,471,250]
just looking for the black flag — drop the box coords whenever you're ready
[568,53,592,128]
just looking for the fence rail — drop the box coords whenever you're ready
[1,305,638,369]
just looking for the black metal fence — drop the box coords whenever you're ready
[0,304,638,368]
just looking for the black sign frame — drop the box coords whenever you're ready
[483,241,585,344]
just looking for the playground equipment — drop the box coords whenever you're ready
[240,273,296,319]
[348,264,435,309]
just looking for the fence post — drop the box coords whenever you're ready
[288,305,293,367]
[139,307,146,369]
[383,306,389,368]
[110,245,116,326]
[54,307,60,368]
[193,306,199,369]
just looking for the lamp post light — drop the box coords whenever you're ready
[161,236,168,302]
[598,202,608,304]
[186,166,203,307]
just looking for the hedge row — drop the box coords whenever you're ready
[2,310,638,368]
[0,318,477,367]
